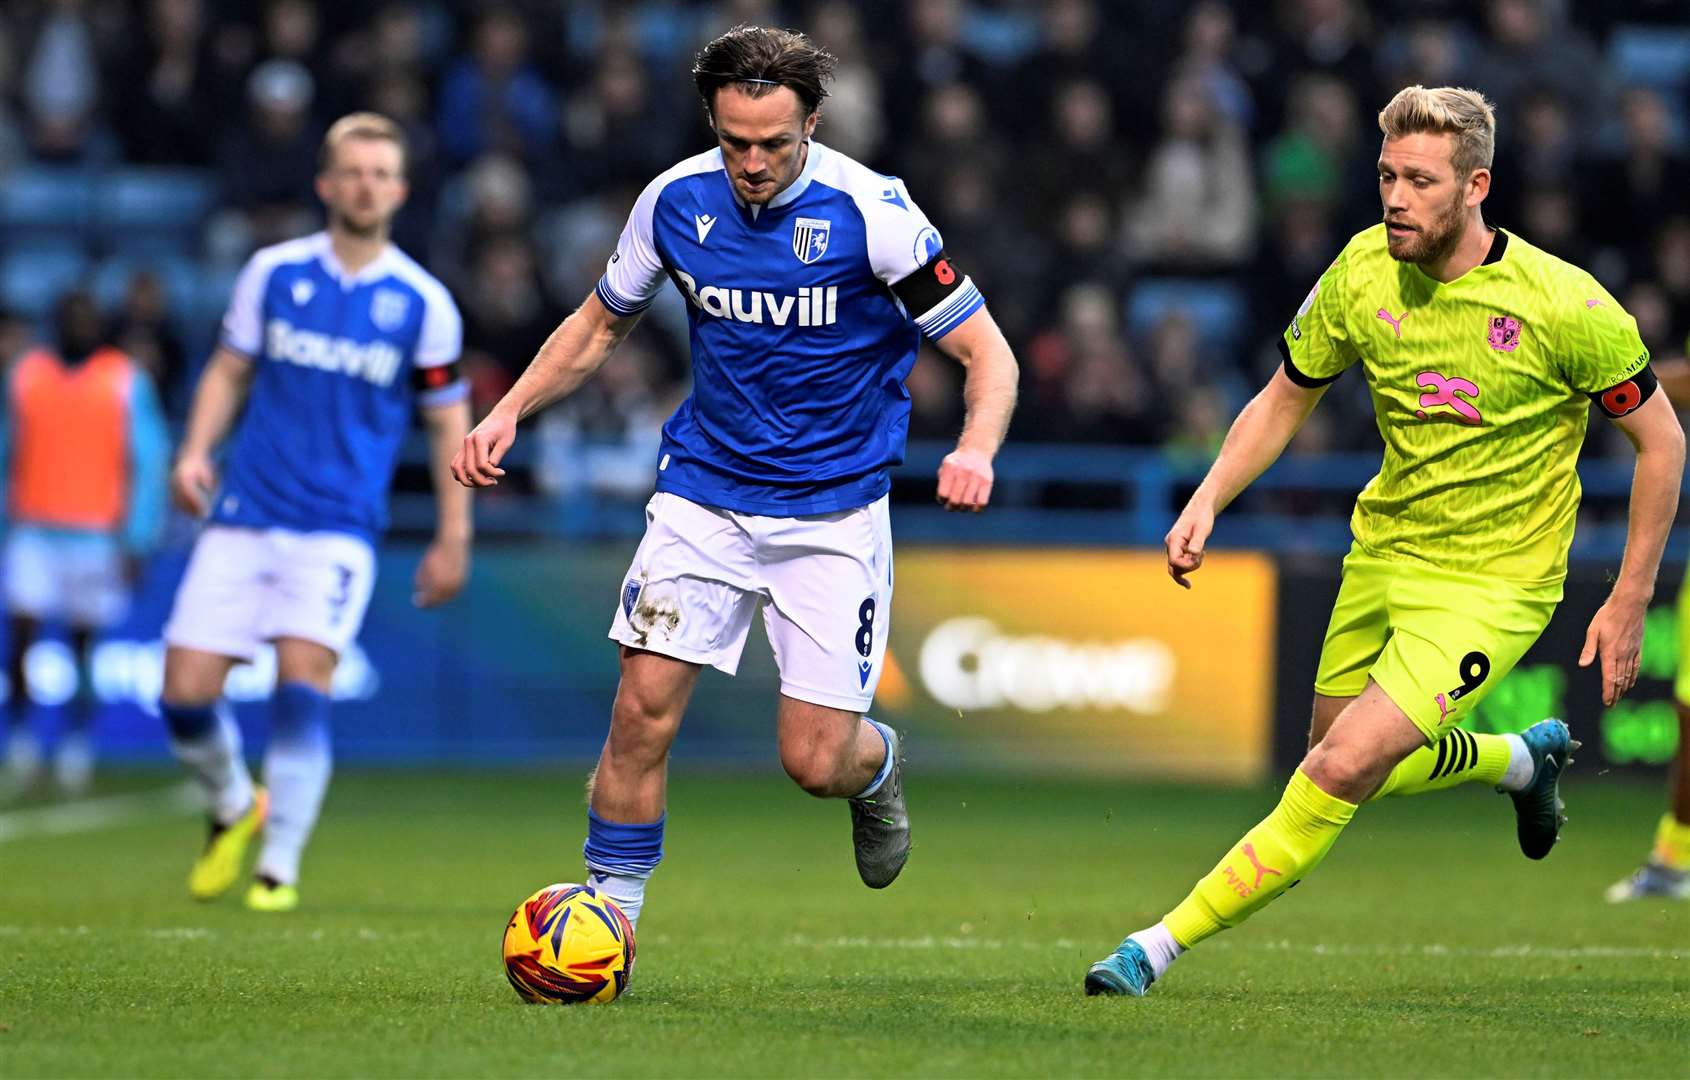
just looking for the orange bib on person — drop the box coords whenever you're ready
[8,347,136,532]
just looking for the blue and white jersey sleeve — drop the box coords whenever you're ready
[410,274,468,408]
[858,178,985,340]
[595,174,670,317]
[219,249,273,357]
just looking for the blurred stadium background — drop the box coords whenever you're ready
[1,0,1687,782]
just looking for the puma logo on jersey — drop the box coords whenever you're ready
[673,271,838,327]
[694,214,717,243]
[1376,308,1407,338]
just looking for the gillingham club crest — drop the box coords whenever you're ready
[369,287,412,332]
[792,217,830,265]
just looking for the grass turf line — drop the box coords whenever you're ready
[0,771,1685,1078]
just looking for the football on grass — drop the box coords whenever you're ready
[502,883,636,1004]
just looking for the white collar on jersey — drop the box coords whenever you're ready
[311,232,400,286]
[738,138,821,219]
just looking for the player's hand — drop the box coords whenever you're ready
[171,453,217,517]
[413,535,469,608]
[1164,501,1215,589]
[1579,592,1647,706]
[937,447,993,512]
[453,408,517,487]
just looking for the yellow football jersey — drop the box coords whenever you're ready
[1282,224,1650,585]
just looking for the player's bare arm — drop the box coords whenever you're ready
[452,292,641,488]
[416,397,474,607]
[931,306,1017,513]
[1166,368,1326,588]
[171,345,256,517]
[1580,389,1685,705]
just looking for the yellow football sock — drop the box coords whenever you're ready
[1368,729,1511,800]
[1163,770,1358,948]
[1652,813,1690,871]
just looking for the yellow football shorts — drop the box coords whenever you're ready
[1312,549,1559,743]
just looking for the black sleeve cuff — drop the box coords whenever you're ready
[1278,337,1341,388]
[1589,364,1658,419]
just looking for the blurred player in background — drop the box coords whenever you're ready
[1605,353,1690,901]
[456,26,1018,934]
[1,290,167,796]
[1088,86,1685,996]
[162,113,472,913]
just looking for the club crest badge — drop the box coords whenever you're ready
[1487,314,1521,352]
[370,288,411,332]
[792,217,831,265]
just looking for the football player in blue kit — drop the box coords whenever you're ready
[455,26,1020,931]
[162,113,473,912]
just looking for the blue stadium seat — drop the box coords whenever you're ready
[97,169,216,255]
[0,167,94,242]
[1125,279,1248,354]
[0,250,92,319]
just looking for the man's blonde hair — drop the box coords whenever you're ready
[1377,85,1496,178]
[318,112,407,174]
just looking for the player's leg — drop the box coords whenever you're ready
[160,526,267,841]
[54,624,98,796]
[244,636,336,912]
[1087,679,1422,996]
[583,647,702,928]
[246,530,376,911]
[1359,575,1568,857]
[1607,580,1690,900]
[594,492,761,928]
[757,495,905,886]
[3,614,43,794]
[2,527,57,793]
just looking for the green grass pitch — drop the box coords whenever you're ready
[1,770,1685,1077]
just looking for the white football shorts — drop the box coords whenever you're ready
[3,525,131,628]
[163,525,376,660]
[608,492,893,713]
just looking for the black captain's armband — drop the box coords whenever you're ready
[1590,365,1657,419]
[412,360,463,392]
[891,249,967,316]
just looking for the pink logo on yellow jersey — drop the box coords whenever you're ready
[1487,315,1522,352]
[1376,308,1407,338]
[1414,371,1482,426]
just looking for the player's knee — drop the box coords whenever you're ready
[607,688,682,763]
[161,657,224,708]
[779,739,845,797]
[1299,741,1377,801]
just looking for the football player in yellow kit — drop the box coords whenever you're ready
[1087,85,1685,995]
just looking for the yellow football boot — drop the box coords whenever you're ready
[187,788,268,901]
[244,877,300,913]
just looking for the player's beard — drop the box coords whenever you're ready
[331,206,388,240]
[1385,190,1466,266]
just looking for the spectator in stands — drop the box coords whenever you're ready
[1,290,167,797]
[1023,282,1159,445]
[218,58,321,248]
[1480,0,1609,127]
[806,1,883,164]
[1125,72,1256,271]
[1584,87,1690,280]
[114,0,216,166]
[436,6,555,167]
[459,233,562,415]
[111,269,189,419]
[1027,79,1135,213]
[15,0,108,163]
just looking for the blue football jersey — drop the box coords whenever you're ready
[212,232,466,540]
[595,141,986,515]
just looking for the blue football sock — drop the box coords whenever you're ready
[584,810,664,928]
[257,683,332,886]
[851,718,895,799]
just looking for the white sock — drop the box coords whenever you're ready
[588,869,650,929]
[5,728,42,783]
[1498,734,1534,792]
[170,709,255,824]
[1128,922,1185,980]
[850,719,896,799]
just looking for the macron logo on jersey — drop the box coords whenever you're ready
[265,318,403,387]
[674,270,838,327]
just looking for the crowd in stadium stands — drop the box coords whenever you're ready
[2,0,1689,496]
